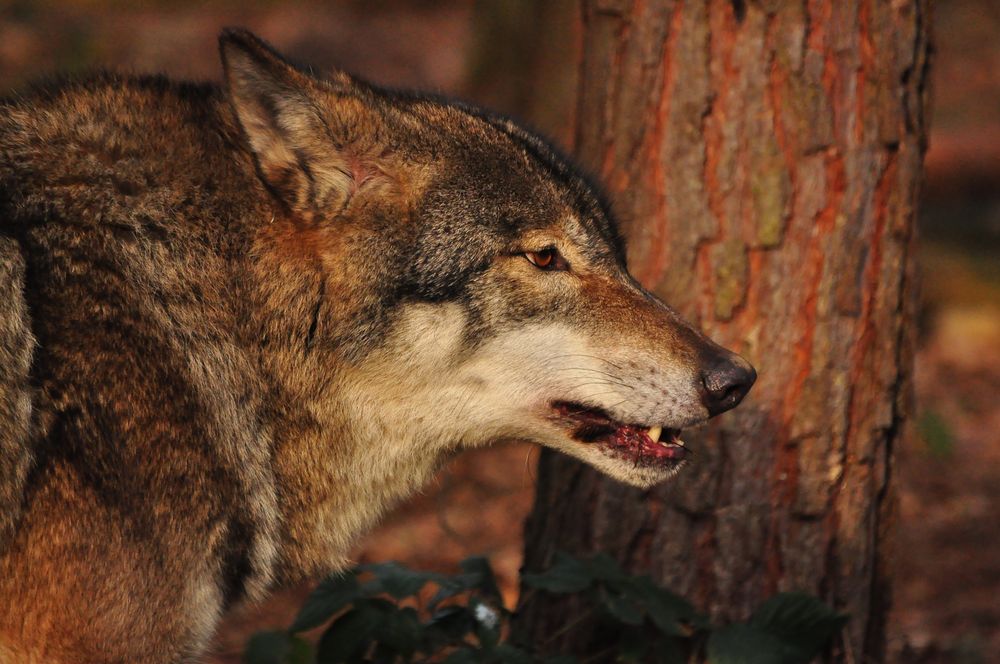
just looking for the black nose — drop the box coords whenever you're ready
[700,354,757,417]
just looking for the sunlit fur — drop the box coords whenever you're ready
[0,30,752,663]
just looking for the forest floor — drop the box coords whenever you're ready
[1,1,998,662]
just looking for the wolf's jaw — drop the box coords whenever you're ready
[549,401,689,468]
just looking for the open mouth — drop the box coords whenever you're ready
[551,401,688,468]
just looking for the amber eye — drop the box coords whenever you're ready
[524,247,568,271]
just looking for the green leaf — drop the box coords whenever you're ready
[522,552,593,594]
[243,632,313,664]
[614,626,649,662]
[428,559,498,611]
[749,592,847,660]
[633,581,700,636]
[244,631,293,664]
[460,556,503,602]
[316,605,382,663]
[648,636,686,664]
[286,637,313,664]
[429,578,471,610]
[490,643,536,664]
[708,593,847,664]
[361,561,440,599]
[442,648,482,664]
[290,573,361,633]
[426,605,476,643]
[707,624,800,664]
[584,552,626,582]
[598,584,644,626]
[373,606,423,657]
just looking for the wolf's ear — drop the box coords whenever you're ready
[220,29,362,217]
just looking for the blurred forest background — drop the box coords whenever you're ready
[0,1,996,662]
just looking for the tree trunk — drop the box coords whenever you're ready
[513,1,931,661]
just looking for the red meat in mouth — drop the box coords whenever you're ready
[550,401,688,468]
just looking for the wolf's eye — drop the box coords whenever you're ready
[524,247,568,271]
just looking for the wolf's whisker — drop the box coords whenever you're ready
[561,373,634,388]
[605,398,631,412]
[551,367,631,385]
[575,390,626,401]
[551,365,625,378]
[562,382,633,394]
[548,354,624,370]
[562,381,627,391]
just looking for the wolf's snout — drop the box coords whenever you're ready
[699,353,757,417]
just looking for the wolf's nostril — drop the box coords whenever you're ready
[700,355,756,417]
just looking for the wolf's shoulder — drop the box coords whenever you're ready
[1,70,222,117]
[1,71,241,186]
[0,70,260,240]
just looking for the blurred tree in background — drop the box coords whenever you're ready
[469,2,932,661]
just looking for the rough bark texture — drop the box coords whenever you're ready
[513,1,931,661]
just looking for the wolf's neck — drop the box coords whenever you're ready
[264,374,455,584]
[243,250,480,583]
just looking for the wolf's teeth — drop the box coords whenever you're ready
[675,438,685,447]
[647,425,662,442]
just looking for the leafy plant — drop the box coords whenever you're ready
[243,557,547,663]
[705,594,848,664]
[243,554,846,664]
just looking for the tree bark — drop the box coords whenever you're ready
[513,1,931,661]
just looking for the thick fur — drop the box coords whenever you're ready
[0,30,752,662]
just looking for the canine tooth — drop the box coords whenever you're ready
[647,425,662,442]
[675,438,685,447]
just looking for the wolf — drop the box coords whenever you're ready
[0,29,755,662]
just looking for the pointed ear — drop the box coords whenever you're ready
[220,29,357,216]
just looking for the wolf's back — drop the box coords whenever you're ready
[0,75,252,553]
[0,235,32,551]
[0,93,36,550]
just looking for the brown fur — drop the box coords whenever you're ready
[0,30,753,662]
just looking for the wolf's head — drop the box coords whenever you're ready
[222,30,755,490]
